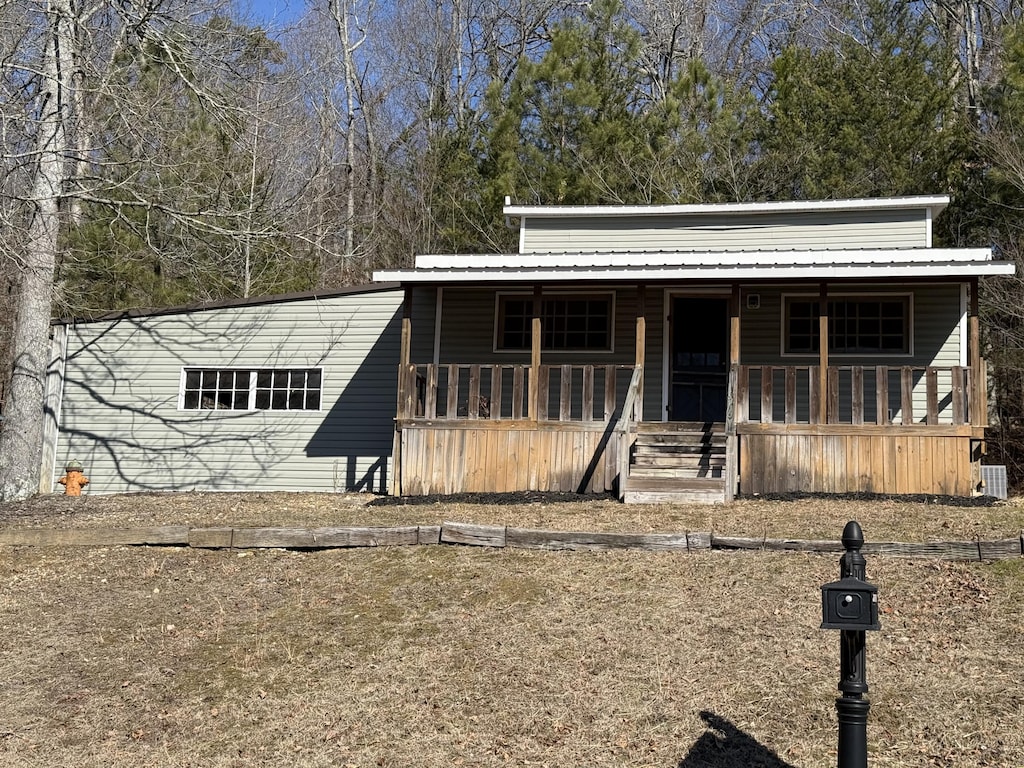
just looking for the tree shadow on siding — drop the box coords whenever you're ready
[676,711,798,768]
[304,308,402,493]
[53,311,304,491]
[53,298,400,493]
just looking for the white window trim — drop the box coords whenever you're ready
[177,366,325,412]
[492,290,616,355]
[780,292,915,359]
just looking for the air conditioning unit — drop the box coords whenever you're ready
[980,465,1008,500]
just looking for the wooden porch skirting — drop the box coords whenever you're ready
[737,424,985,496]
[396,419,619,496]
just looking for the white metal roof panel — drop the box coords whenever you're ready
[502,195,950,219]
[375,250,1014,283]
[413,248,993,270]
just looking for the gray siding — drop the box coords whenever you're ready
[739,283,961,367]
[522,209,928,253]
[53,289,403,494]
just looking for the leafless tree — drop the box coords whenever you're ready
[0,0,288,500]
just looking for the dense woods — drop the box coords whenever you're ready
[5,0,1024,498]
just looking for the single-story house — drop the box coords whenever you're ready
[41,196,1014,502]
[373,195,1015,502]
[41,285,404,494]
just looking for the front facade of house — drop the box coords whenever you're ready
[375,197,1015,502]
[43,286,403,494]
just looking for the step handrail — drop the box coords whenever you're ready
[615,365,643,501]
[724,364,738,501]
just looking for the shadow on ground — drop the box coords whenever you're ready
[677,710,798,768]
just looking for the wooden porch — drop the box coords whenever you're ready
[390,360,986,499]
[389,282,989,502]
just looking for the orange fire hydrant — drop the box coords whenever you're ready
[58,460,89,496]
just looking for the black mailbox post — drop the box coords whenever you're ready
[821,521,881,768]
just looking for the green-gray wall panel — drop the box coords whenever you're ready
[738,283,961,366]
[523,210,927,253]
[54,289,404,494]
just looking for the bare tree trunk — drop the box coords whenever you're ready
[328,0,368,278]
[0,0,74,500]
[242,82,263,298]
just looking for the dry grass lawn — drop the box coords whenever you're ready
[0,492,1022,767]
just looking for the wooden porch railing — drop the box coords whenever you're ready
[735,364,977,426]
[398,363,636,422]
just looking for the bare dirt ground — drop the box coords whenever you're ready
[1,492,1022,767]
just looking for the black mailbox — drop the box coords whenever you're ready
[821,575,881,631]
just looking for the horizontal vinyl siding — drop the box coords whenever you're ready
[426,285,640,366]
[740,284,961,366]
[55,290,403,494]
[522,210,927,253]
[411,287,437,362]
[739,283,964,423]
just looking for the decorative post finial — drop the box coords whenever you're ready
[842,520,864,551]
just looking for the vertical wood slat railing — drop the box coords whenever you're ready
[735,365,973,426]
[397,363,633,422]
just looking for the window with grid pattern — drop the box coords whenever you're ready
[497,294,612,351]
[785,297,909,355]
[182,368,322,410]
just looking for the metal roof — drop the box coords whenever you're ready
[53,282,401,325]
[502,195,951,219]
[374,248,1013,284]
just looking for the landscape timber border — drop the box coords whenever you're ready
[0,523,1022,561]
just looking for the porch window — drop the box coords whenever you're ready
[181,368,322,410]
[785,296,910,355]
[496,293,613,352]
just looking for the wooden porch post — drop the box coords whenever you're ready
[530,285,542,421]
[636,283,646,420]
[391,285,413,496]
[730,283,741,365]
[970,277,983,425]
[399,286,413,411]
[725,283,742,502]
[818,282,829,424]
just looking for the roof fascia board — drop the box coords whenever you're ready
[503,195,950,219]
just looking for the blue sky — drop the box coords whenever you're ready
[242,0,303,26]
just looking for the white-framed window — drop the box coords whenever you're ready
[783,294,912,356]
[494,292,614,352]
[180,368,323,411]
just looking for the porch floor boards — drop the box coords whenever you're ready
[624,422,728,504]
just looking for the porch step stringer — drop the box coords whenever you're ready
[623,422,727,504]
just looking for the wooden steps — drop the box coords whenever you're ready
[624,422,728,504]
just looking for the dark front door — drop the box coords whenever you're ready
[669,297,729,422]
